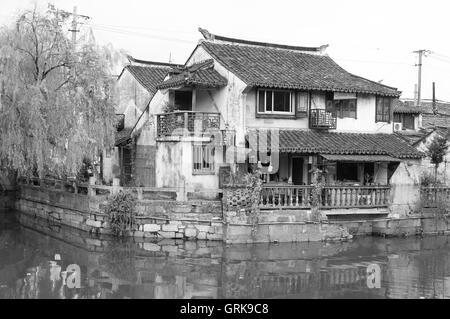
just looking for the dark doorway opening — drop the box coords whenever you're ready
[292,157,304,185]
[174,90,192,111]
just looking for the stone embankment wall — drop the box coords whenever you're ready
[17,183,224,241]
[16,182,355,243]
[223,209,353,244]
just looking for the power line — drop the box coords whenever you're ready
[90,22,198,36]
[90,25,194,44]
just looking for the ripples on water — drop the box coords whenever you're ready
[1,211,450,299]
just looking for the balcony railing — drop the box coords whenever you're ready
[309,109,337,129]
[260,185,391,209]
[156,111,220,137]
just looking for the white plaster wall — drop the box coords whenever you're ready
[416,132,450,185]
[115,69,152,128]
[389,160,422,217]
[335,94,393,133]
[155,139,222,189]
[390,161,422,185]
[374,163,388,184]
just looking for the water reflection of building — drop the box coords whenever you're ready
[4,215,450,299]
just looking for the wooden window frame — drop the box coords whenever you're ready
[192,144,215,175]
[376,96,392,123]
[256,88,295,116]
[334,98,357,119]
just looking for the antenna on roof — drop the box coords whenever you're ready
[169,52,172,63]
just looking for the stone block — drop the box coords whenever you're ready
[197,231,207,240]
[86,219,102,228]
[206,232,223,241]
[195,225,213,233]
[143,231,158,238]
[143,224,161,232]
[134,231,145,237]
[184,227,198,238]
[159,231,176,238]
[174,232,184,239]
[162,224,179,232]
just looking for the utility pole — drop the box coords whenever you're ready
[432,82,437,115]
[413,49,431,106]
[63,6,91,48]
[69,6,78,47]
[63,6,90,77]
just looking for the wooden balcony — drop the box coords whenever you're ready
[309,109,337,129]
[156,111,220,137]
[260,185,391,209]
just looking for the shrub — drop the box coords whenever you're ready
[420,171,443,186]
[103,191,137,236]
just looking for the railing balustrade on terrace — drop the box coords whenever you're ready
[260,185,391,209]
[18,177,222,201]
[420,186,450,208]
[156,111,220,137]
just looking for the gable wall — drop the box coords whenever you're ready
[115,69,153,128]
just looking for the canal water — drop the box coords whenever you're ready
[1,211,450,299]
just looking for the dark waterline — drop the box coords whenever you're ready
[1,211,450,299]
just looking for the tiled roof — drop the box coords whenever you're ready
[422,113,450,128]
[115,128,133,146]
[321,154,401,162]
[398,99,450,116]
[125,65,173,94]
[248,129,423,159]
[156,59,228,89]
[200,40,400,96]
[393,100,422,114]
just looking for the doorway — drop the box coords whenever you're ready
[292,157,304,185]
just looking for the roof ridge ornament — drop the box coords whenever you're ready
[198,27,215,41]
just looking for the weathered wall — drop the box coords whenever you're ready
[16,184,361,243]
[16,184,224,240]
[223,209,352,244]
[186,46,248,147]
[155,138,223,190]
[115,69,152,128]
[416,131,450,185]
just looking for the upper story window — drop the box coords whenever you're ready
[325,93,357,119]
[257,89,294,114]
[393,113,415,130]
[376,96,392,122]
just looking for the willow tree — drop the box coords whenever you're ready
[0,5,116,179]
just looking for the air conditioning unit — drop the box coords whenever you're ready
[393,122,403,131]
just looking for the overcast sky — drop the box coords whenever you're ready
[2,0,450,101]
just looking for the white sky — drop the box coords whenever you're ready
[2,0,450,101]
